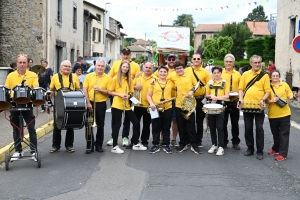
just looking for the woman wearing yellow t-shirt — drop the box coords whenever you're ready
[266,70,297,161]
[108,60,146,154]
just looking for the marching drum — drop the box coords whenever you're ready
[229,92,238,97]
[241,100,262,113]
[0,86,11,110]
[55,90,86,130]
[31,87,46,106]
[202,104,224,114]
[10,102,33,111]
[12,85,32,104]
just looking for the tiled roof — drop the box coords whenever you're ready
[194,24,224,33]
[132,39,154,46]
[246,21,270,36]
[127,45,151,52]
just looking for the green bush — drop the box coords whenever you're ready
[245,38,264,59]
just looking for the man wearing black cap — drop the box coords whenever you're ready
[106,48,141,146]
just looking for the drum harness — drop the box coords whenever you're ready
[191,68,205,99]
[57,73,75,92]
[209,80,226,105]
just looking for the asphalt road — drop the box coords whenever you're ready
[0,111,300,200]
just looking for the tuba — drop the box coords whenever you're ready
[180,95,197,120]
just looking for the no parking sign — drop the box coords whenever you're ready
[292,35,300,53]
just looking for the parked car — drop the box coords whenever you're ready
[83,57,112,74]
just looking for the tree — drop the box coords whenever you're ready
[124,37,137,47]
[216,22,252,60]
[202,36,233,60]
[173,14,195,47]
[243,5,268,24]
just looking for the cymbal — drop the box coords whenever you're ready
[32,65,45,74]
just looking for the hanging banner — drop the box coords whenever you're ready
[156,27,190,51]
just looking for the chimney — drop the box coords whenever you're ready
[253,20,256,27]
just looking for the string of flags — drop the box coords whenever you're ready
[113,0,270,12]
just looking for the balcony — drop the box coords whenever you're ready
[268,13,277,35]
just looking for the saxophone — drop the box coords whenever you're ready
[181,95,197,120]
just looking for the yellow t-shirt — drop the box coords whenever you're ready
[83,72,111,102]
[268,82,293,119]
[148,80,175,110]
[154,67,180,97]
[206,80,230,97]
[221,69,241,101]
[169,73,197,108]
[109,60,140,79]
[108,76,134,110]
[185,66,211,97]
[133,73,156,108]
[5,70,39,98]
[50,73,80,91]
[239,69,271,105]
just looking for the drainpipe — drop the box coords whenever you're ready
[83,11,90,58]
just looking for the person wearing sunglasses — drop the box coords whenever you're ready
[185,54,211,148]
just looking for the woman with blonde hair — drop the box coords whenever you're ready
[108,60,146,154]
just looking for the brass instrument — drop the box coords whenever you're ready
[180,95,197,120]
[123,86,128,119]
[134,78,142,106]
[91,77,102,127]
[148,97,175,112]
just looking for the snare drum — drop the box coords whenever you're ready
[202,104,224,114]
[55,90,86,130]
[0,85,10,110]
[12,85,32,104]
[229,92,238,97]
[10,102,33,111]
[32,87,46,106]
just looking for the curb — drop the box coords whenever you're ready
[291,120,300,130]
[0,120,54,163]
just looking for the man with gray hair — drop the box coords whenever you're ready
[238,55,271,160]
[221,54,241,150]
[49,60,80,153]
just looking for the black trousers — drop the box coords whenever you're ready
[85,101,107,150]
[243,111,265,154]
[10,109,37,153]
[110,96,130,138]
[223,102,240,145]
[151,108,172,145]
[111,108,140,147]
[134,107,151,144]
[208,112,225,147]
[269,115,291,157]
[176,108,197,147]
[52,126,74,149]
[195,98,206,144]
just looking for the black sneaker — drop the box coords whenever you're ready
[198,143,203,148]
[191,146,202,154]
[65,147,75,153]
[244,149,254,156]
[149,145,160,154]
[95,147,104,152]
[257,153,264,160]
[176,145,187,153]
[163,145,173,154]
[232,144,241,150]
[50,147,60,153]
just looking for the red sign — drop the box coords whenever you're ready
[292,35,300,53]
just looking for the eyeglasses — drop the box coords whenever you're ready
[63,65,71,68]
[168,58,175,61]
[252,62,261,65]
[192,58,201,61]
[225,60,233,63]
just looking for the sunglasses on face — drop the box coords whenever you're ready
[168,58,175,61]
[192,58,201,61]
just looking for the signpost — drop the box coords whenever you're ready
[292,35,300,53]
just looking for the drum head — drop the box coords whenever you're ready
[204,104,223,109]
[32,88,46,106]
[229,92,238,96]
[12,85,32,104]
[0,102,10,110]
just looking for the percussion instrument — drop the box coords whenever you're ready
[241,100,262,113]
[10,102,33,111]
[55,90,86,130]
[229,92,238,96]
[202,104,224,114]
[32,65,46,74]
[12,85,32,104]
[31,87,46,106]
[0,86,11,110]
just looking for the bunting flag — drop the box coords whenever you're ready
[112,0,271,12]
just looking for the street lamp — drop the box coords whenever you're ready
[103,2,111,58]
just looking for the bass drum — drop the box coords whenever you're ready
[54,90,86,130]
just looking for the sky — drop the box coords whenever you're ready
[86,0,277,41]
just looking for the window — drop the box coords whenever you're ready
[99,29,101,42]
[73,4,77,29]
[57,0,62,22]
[202,34,206,40]
[70,49,75,63]
[96,14,101,22]
[92,28,101,42]
[289,17,296,44]
[85,22,89,42]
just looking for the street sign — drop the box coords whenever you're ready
[292,35,300,53]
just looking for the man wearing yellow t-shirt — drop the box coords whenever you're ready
[238,55,271,160]
[185,53,211,148]
[5,54,39,161]
[83,60,111,154]
[107,48,141,146]
[221,54,241,150]
[49,60,80,153]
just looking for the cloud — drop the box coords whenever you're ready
[86,0,277,40]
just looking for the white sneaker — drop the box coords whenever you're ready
[31,153,37,162]
[11,152,23,161]
[132,143,147,150]
[111,145,124,154]
[107,138,113,146]
[122,137,129,146]
[216,147,224,156]
[208,145,218,154]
